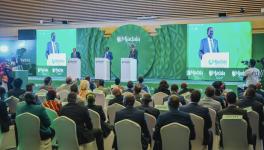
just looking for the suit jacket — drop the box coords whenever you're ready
[212,95,226,108]
[108,95,124,106]
[16,102,52,139]
[104,51,113,61]
[180,103,212,145]
[87,104,111,137]
[136,105,160,119]
[115,106,150,150]
[239,93,264,105]
[153,109,195,150]
[59,103,94,145]
[71,51,81,59]
[46,41,60,58]
[163,93,186,105]
[199,96,222,112]
[199,38,219,59]
[238,98,264,138]
[0,101,10,133]
[217,105,253,145]
[128,49,138,60]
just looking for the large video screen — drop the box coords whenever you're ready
[0,40,36,75]
[36,29,76,76]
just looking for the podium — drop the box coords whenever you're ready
[47,53,66,66]
[201,52,229,68]
[121,58,137,82]
[95,58,110,80]
[67,58,81,80]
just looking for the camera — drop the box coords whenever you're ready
[241,60,249,65]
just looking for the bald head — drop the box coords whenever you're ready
[205,86,215,97]
[168,95,180,109]
[123,93,135,107]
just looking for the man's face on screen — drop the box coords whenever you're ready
[51,33,56,41]
[207,28,214,38]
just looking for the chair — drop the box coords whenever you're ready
[94,93,106,108]
[53,116,97,150]
[45,108,58,122]
[181,92,191,103]
[107,103,125,125]
[88,109,114,150]
[220,117,253,150]
[115,119,142,150]
[134,100,141,107]
[247,111,263,150]
[144,113,156,148]
[57,90,69,102]
[190,113,206,150]
[4,96,20,114]
[0,125,16,150]
[161,123,190,150]
[208,108,219,150]
[16,112,52,150]
[36,90,48,103]
[152,92,168,106]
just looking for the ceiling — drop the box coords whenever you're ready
[0,0,263,27]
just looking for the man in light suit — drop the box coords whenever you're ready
[46,32,60,59]
[199,27,219,59]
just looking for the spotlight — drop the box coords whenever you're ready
[0,45,9,53]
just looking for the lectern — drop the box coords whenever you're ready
[121,58,137,82]
[201,52,229,68]
[67,58,81,80]
[95,58,110,80]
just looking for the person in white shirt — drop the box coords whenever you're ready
[244,59,260,87]
[46,32,60,58]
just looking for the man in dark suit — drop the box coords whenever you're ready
[180,90,212,149]
[60,92,104,150]
[115,93,150,150]
[71,48,81,59]
[128,44,138,60]
[239,84,264,105]
[0,87,10,133]
[137,93,160,118]
[108,87,124,106]
[153,95,196,150]
[199,27,219,59]
[104,47,113,62]
[7,78,25,99]
[218,92,253,146]
[163,84,186,105]
[238,88,264,139]
[46,32,60,59]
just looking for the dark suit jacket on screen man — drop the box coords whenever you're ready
[71,48,81,59]
[104,47,113,61]
[46,32,60,58]
[128,44,138,60]
[199,27,219,59]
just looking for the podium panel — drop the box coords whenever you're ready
[67,58,81,80]
[95,58,110,80]
[201,52,229,68]
[47,53,66,66]
[121,58,137,82]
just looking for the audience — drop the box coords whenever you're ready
[70,84,84,106]
[124,81,134,93]
[154,80,170,95]
[7,78,25,98]
[79,80,92,101]
[42,90,62,114]
[19,83,34,101]
[199,86,222,112]
[56,77,73,92]
[163,84,186,105]
[178,82,189,95]
[0,87,10,133]
[39,76,53,91]
[111,78,124,92]
[134,84,142,102]
[115,93,150,150]
[86,93,112,137]
[108,87,124,106]
[180,90,212,149]
[0,86,6,100]
[138,76,149,93]
[16,93,55,140]
[136,93,160,118]
[239,84,264,105]
[95,79,110,96]
[85,76,96,91]
[153,95,195,150]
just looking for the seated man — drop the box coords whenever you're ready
[218,92,253,146]
[163,84,186,105]
[136,93,160,118]
[115,94,150,150]
[153,95,195,150]
[59,92,104,150]
[108,87,124,106]
[199,86,222,113]
[7,78,25,99]
[180,90,212,149]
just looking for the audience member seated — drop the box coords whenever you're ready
[137,76,149,93]
[7,78,25,99]
[154,80,170,95]
[19,83,34,101]
[239,84,264,105]
[70,84,84,106]
[153,95,195,150]
[111,78,124,92]
[115,94,150,150]
[163,84,186,105]
[180,90,212,149]
[79,80,92,101]
[108,87,124,106]
[56,77,73,92]
[136,93,160,118]
[134,84,142,102]
[199,86,222,112]
[237,87,264,139]
[86,93,112,137]
[59,92,104,150]
[256,83,264,98]
[123,81,134,93]
[39,76,54,91]
[85,76,96,91]
[178,82,190,95]
[212,81,226,108]
[0,87,10,133]
[95,79,110,96]
[217,92,253,147]
[16,93,55,140]
[42,90,62,114]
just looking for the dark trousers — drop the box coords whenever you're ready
[93,129,104,150]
